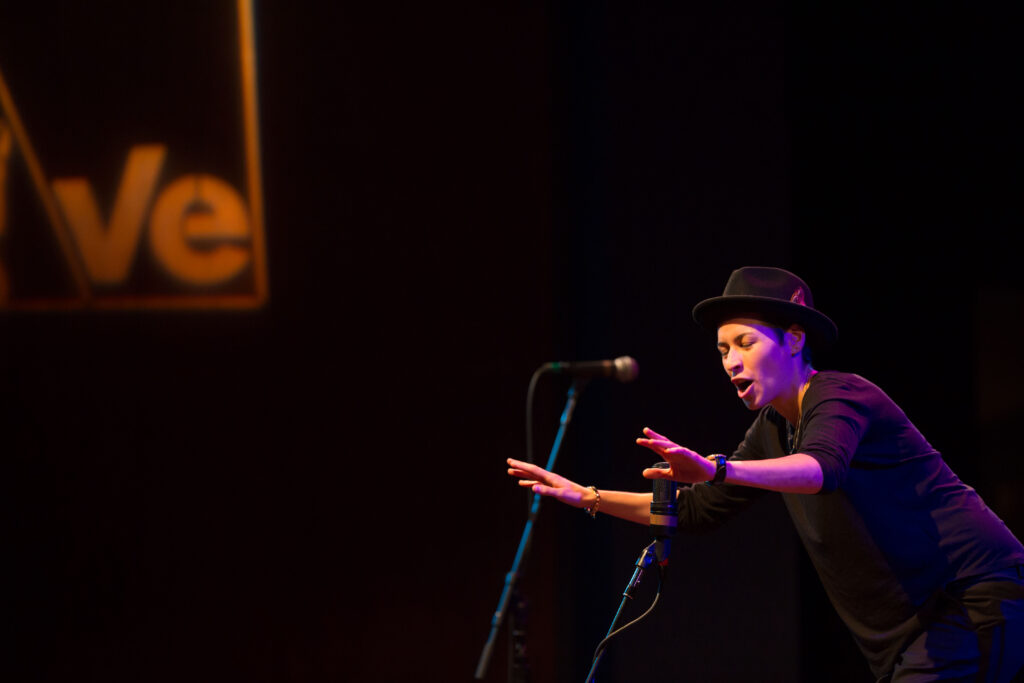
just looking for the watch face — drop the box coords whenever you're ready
[713,456,728,483]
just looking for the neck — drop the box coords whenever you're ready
[773,365,817,425]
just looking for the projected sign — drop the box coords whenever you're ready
[0,0,266,309]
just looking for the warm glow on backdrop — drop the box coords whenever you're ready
[0,0,266,309]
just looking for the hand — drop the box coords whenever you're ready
[635,427,716,484]
[507,458,594,509]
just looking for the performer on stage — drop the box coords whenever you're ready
[508,266,1024,682]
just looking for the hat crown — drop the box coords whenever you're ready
[722,267,814,309]
[691,266,838,348]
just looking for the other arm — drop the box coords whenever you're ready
[507,458,653,525]
[637,428,823,495]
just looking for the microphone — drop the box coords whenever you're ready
[649,462,678,565]
[542,356,639,383]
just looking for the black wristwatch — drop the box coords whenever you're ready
[705,454,728,485]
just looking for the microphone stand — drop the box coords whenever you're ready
[475,378,586,681]
[585,542,663,683]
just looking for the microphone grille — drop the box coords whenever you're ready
[612,356,639,382]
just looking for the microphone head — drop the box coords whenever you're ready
[650,462,678,512]
[650,462,678,566]
[612,356,639,383]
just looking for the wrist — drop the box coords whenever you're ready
[704,454,728,485]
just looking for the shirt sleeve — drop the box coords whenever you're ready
[676,481,768,532]
[797,391,872,493]
[675,414,771,531]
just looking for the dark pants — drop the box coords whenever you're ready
[879,566,1024,682]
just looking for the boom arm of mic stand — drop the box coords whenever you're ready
[474,380,585,680]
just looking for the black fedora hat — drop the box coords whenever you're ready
[692,267,838,348]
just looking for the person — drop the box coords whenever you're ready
[508,266,1024,682]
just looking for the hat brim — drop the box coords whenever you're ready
[692,296,838,349]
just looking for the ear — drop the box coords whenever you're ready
[785,325,806,356]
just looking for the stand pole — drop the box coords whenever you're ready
[475,380,585,680]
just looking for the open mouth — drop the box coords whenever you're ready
[735,379,753,395]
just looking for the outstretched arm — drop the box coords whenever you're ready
[507,458,653,525]
[636,428,823,494]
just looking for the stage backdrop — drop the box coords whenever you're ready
[4,3,1022,683]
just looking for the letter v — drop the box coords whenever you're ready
[53,144,166,286]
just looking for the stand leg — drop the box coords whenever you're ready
[509,584,529,683]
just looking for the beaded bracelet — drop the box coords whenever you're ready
[584,485,601,518]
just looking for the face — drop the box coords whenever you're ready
[717,319,802,411]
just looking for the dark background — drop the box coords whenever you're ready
[3,2,1023,681]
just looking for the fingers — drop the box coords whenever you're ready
[642,466,672,480]
[640,428,684,451]
[529,483,559,498]
[507,459,563,490]
[642,427,668,440]
[506,459,585,505]
[507,458,548,480]
[637,427,675,447]
[508,467,536,480]
[637,428,700,462]
[509,469,552,490]
[635,428,717,483]
[518,479,574,501]
[530,483,584,506]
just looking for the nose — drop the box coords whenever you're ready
[722,348,741,376]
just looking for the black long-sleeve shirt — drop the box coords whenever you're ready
[677,371,1024,676]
